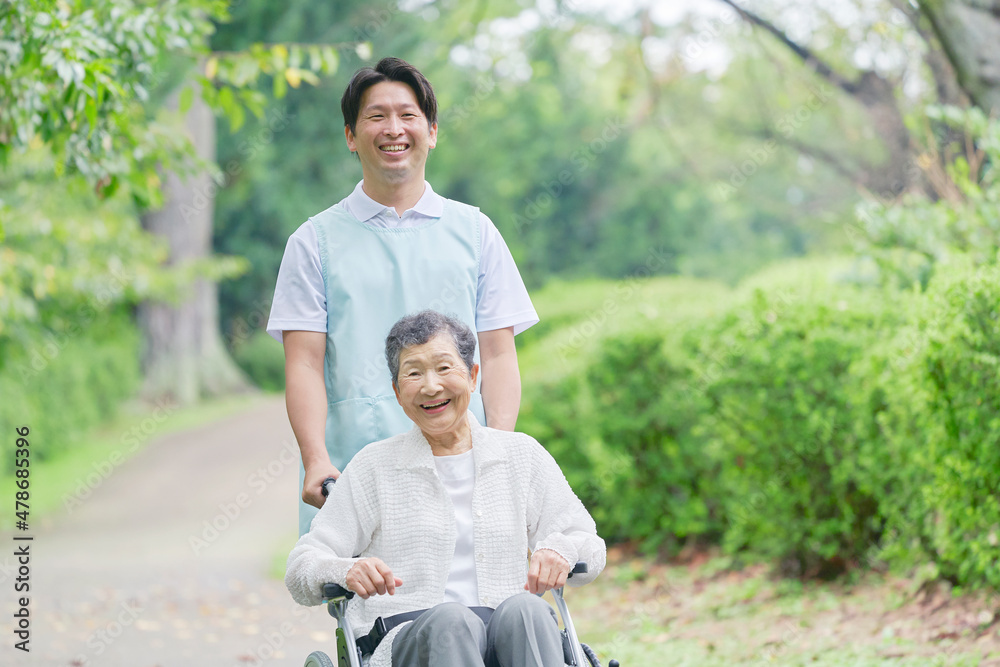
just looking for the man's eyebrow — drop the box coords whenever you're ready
[363,103,420,114]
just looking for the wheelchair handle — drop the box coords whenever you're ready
[321,476,337,497]
[323,582,355,600]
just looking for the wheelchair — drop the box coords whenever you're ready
[301,477,618,666]
[301,561,619,667]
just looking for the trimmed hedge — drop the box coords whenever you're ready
[874,262,1000,588]
[521,259,1000,587]
[0,309,140,474]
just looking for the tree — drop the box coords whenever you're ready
[0,0,342,404]
[716,0,963,199]
[917,0,1000,115]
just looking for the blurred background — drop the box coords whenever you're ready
[2,0,1000,664]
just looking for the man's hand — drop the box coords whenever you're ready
[524,548,572,594]
[347,558,402,599]
[302,462,341,509]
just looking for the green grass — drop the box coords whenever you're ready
[1,391,271,529]
[567,554,994,667]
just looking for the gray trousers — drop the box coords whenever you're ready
[391,593,564,667]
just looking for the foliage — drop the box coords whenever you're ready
[854,106,1000,290]
[694,280,901,575]
[209,0,861,346]
[0,307,140,475]
[0,155,166,367]
[0,0,227,206]
[586,333,723,553]
[873,261,1000,588]
[231,330,285,392]
[519,255,999,587]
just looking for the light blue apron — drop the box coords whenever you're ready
[299,198,487,534]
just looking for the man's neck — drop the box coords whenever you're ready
[360,176,426,217]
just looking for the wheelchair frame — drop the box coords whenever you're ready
[304,562,618,667]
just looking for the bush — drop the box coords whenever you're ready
[0,309,140,473]
[232,330,286,392]
[689,281,903,575]
[585,333,723,554]
[875,261,1000,587]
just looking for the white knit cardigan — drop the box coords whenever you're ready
[284,413,607,667]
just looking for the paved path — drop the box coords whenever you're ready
[1,395,340,667]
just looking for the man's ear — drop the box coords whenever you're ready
[345,124,356,152]
[428,122,438,150]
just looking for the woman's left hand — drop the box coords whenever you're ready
[524,548,572,594]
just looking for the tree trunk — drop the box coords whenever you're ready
[138,82,252,405]
[919,0,1000,116]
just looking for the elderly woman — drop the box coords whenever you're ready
[285,310,605,667]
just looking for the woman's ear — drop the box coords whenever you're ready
[469,363,480,390]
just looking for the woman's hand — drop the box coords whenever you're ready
[524,548,572,594]
[346,558,402,599]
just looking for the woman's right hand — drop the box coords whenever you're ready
[346,558,403,599]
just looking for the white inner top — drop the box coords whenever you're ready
[433,449,479,606]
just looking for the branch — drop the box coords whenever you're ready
[888,0,967,107]
[716,0,858,95]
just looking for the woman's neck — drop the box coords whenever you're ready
[425,422,472,457]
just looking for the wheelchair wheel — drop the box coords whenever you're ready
[303,651,335,667]
[580,642,601,667]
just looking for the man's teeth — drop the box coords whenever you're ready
[381,145,407,152]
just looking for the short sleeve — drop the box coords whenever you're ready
[266,221,328,343]
[476,213,539,335]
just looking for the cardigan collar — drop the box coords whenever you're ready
[391,412,505,472]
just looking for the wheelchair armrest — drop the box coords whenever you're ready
[568,561,587,578]
[323,583,355,601]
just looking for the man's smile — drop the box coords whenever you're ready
[380,143,409,153]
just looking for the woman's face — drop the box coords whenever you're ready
[393,333,478,440]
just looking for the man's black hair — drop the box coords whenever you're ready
[341,57,438,135]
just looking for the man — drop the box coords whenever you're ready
[266,57,538,535]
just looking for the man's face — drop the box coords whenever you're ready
[345,80,437,186]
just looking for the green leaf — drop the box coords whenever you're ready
[272,73,287,99]
[178,85,194,114]
[84,97,98,137]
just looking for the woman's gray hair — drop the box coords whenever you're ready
[385,310,476,385]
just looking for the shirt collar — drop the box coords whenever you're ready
[394,412,504,471]
[346,180,444,221]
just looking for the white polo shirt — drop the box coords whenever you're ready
[266,181,538,342]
